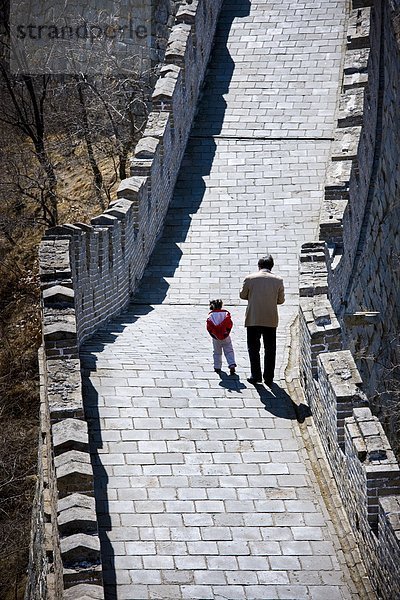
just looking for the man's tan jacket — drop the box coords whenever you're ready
[240,269,285,327]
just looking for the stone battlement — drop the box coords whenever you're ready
[27,1,224,598]
[299,1,400,598]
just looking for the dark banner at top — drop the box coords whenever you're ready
[10,0,153,75]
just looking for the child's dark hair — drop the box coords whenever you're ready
[209,299,223,310]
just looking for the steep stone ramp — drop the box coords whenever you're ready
[82,1,372,599]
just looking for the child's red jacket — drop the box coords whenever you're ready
[206,309,233,341]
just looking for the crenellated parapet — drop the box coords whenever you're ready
[29,1,224,598]
[299,2,400,597]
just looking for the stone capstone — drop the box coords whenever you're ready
[300,242,326,262]
[319,197,348,243]
[58,504,98,537]
[90,214,119,228]
[331,127,362,162]
[165,23,191,64]
[325,159,352,200]
[58,493,96,514]
[55,451,94,498]
[135,136,160,159]
[63,583,104,599]
[43,315,77,341]
[343,70,369,91]
[347,7,371,50]
[152,64,180,102]
[176,0,199,25]
[116,176,146,201]
[350,407,398,464]
[299,260,328,297]
[43,286,75,307]
[53,418,89,456]
[344,47,370,76]
[144,111,170,139]
[39,239,72,282]
[60,533,101,566]
[338,88,365,128]
[46,359,84,421]
[319,350,363,398]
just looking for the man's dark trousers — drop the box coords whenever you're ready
[246,326,276,383]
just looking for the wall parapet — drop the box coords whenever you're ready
[299,1,400,598]
[30,1,224,597]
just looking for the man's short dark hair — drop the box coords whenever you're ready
[258,255,274,270]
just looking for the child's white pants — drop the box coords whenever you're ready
[212,336,236,369]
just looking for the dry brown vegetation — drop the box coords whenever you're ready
[0,137,121,598]
[0,215,41,599]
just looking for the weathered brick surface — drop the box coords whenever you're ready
[338,1,400,403]
[379,496,400,599]
[299,4,400,598]
[342,408,400,596]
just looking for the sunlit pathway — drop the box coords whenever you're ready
[81,1,363,598]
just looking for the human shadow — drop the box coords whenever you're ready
[217,371,248,393]
[249,382,312,423]
[133,0,251,305]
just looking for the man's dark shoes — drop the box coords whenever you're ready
[264,379,273,387]
[247,377,262,385]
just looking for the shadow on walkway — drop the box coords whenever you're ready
[217,371,248,393]
[82,378,117,599]
[134,0,251,305]
[81,308,155,600]
[216,374,311,423]
[253,382,312,422]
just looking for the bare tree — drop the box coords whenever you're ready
[0,64,59,225]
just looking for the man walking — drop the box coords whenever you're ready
[240,255,285,386]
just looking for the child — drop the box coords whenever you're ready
[206,299,237,375]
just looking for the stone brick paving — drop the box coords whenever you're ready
[81,0,370,598]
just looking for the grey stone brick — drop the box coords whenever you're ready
[40,0,385,598]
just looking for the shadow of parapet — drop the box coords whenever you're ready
[80,306,155,600]
[193,0,252,138]
[132,137,216,304]
[133,0,252,306]
[80,376,116,600]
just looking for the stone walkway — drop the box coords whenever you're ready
[81,1,368,598]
